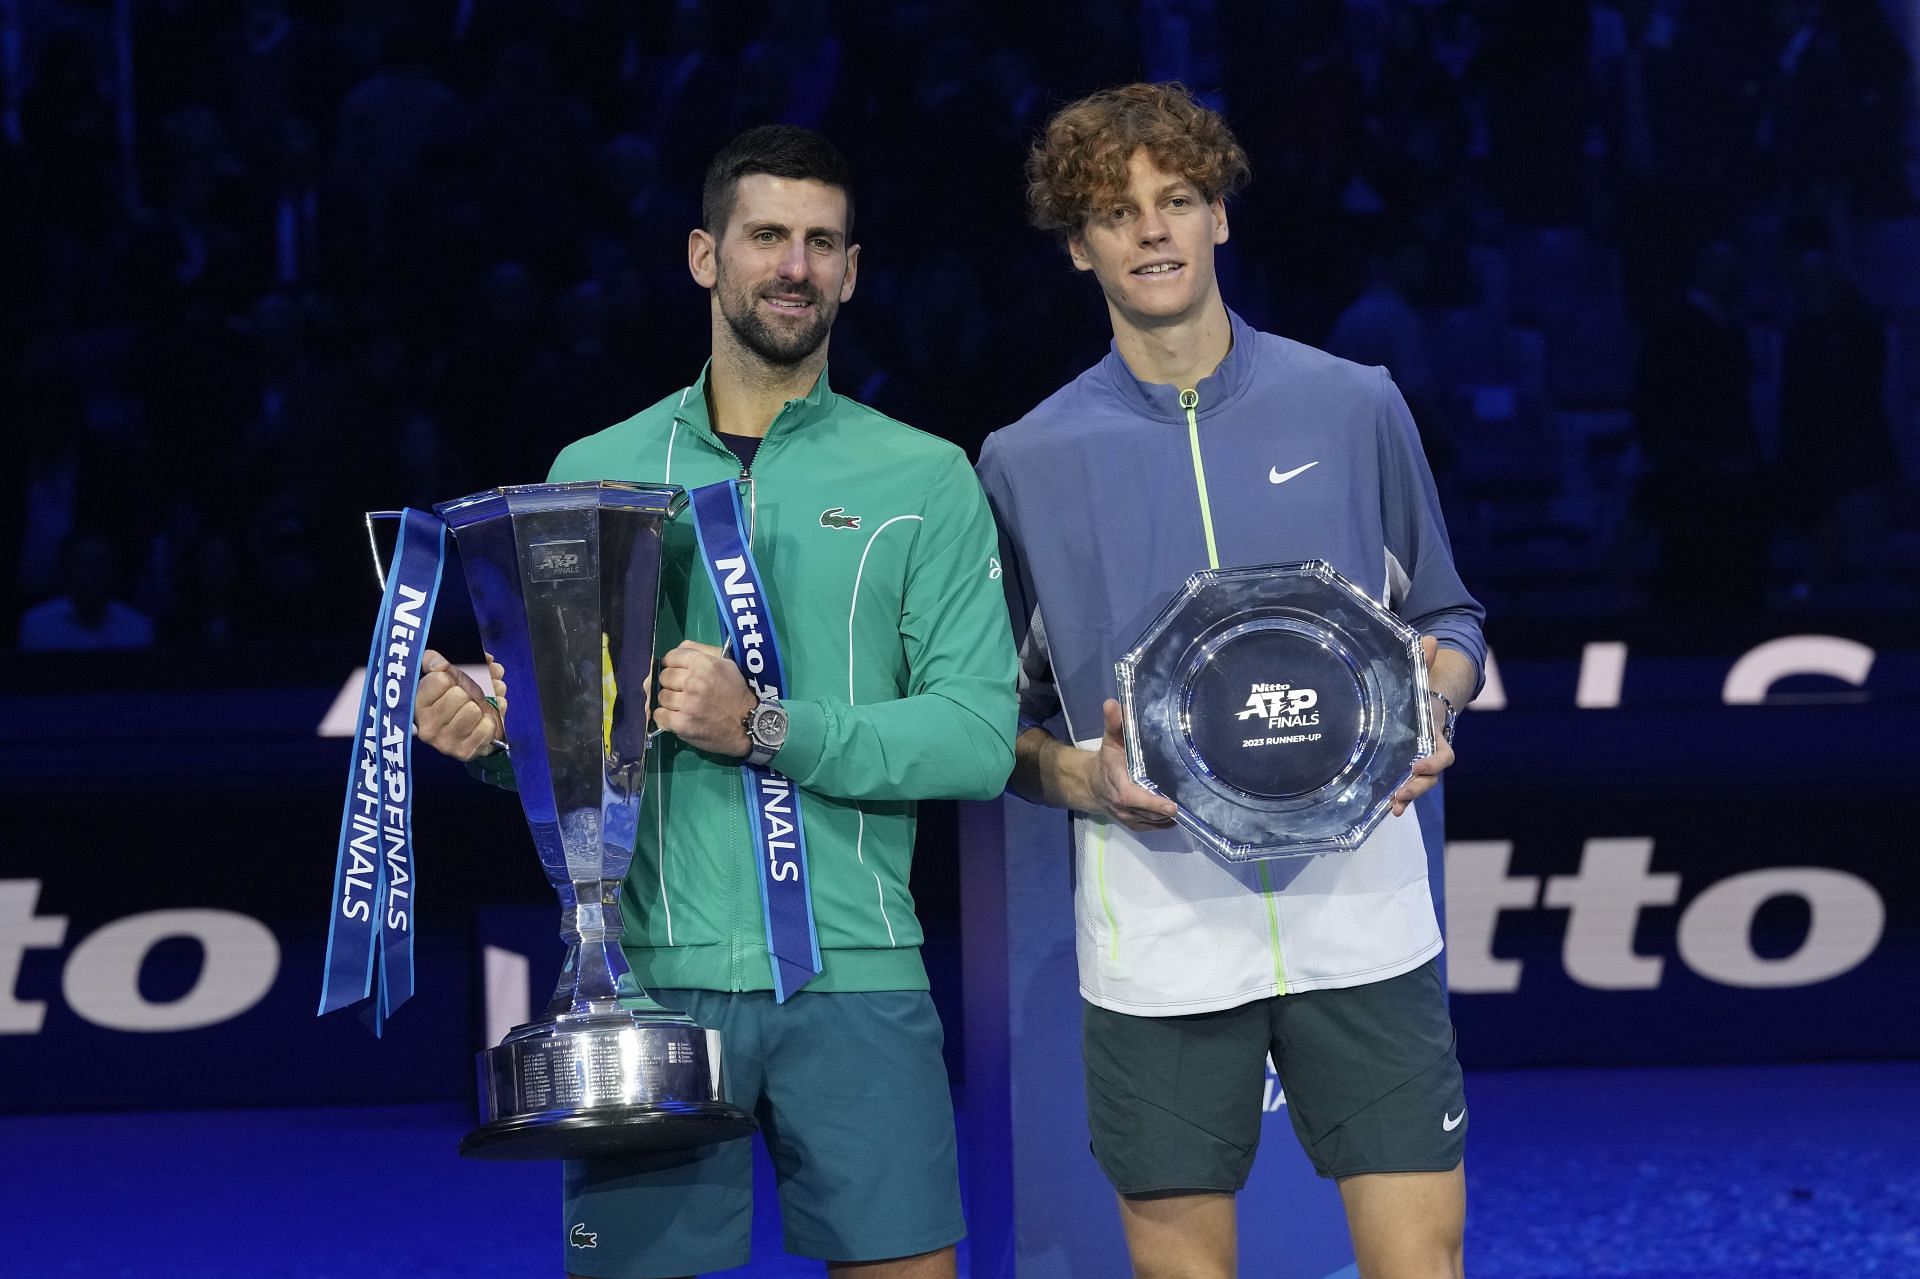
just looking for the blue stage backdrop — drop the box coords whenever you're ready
[3,627,1914,1121]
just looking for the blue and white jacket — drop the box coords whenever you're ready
[977,309,1486,1015]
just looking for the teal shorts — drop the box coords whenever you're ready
[1083,959,1467,1192]
[562,988,964,1278]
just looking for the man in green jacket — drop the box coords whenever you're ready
[415,125,1017,1279]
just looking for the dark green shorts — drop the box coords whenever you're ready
[1083,959,1466,1192]
[562,988,964,1277]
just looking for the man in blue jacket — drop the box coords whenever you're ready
[977,83,1486,1279]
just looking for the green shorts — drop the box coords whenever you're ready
[1083,959,1466,1192]
[562,988,964,1278]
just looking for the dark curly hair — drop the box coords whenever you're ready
[1027,83,1249,238]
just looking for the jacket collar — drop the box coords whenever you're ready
[673,359,838,443]
[1099,307,1256,422]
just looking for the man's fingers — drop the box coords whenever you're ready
[663,641,724,669]
[1102,698,1126,741]
[657,664,721,696]
[661,645,727,680]
[450,697,491,736]
[1114,779,1177,817]
[1104,756,1175,813]
[423,677,482,718]
[415,678,464,719]
[1098,761,1177,825]
[443,664,489,702]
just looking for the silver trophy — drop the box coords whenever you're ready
[434,481,755,1160]
[1116,561,1433,861]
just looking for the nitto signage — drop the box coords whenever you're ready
[0,880,279,1034]
[1446,840,1888,993]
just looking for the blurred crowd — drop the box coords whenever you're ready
[4,0,1917,657]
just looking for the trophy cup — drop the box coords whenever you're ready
[435,481,756,1160]
[1115,560,1433,862]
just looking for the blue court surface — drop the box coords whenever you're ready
[4,1061,1914,1277]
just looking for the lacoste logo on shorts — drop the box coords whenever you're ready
[820,506,862,530]
[569,1223,599,1248]
[1442,1108,1466,1132]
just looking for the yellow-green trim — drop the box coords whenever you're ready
[1256,862,1288,993]
[1182,389,1221,571]
[1094,818,1120,960]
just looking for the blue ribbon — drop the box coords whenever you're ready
[319,507,446,1034]
[687,479,822,1002]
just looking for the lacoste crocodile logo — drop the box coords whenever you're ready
[820,507,862,530]
[570,1223,598,1249]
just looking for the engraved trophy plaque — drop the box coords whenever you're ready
[1115,560,1433,862]
[435,481,755,1159]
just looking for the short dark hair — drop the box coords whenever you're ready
[701,125,855,236]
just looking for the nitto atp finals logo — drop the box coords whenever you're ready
[1234,682,1321,731]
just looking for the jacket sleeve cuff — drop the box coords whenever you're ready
[465,749,518,791]
[772,698,827,780]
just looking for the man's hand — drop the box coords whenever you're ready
[415,649,507,761]
[1391,636,1460,816]
[654,641,757,757]
[1083,699,1179,830]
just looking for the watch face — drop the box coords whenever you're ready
[751,701,789,746]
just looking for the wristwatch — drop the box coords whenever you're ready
[742,696,789,768]
[1428,689,1458,745]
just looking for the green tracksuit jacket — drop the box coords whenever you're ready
[496,365,1017,994]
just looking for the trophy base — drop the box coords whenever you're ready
[460,1100,756,1160]
[462,1012,756,1162]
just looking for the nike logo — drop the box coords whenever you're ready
[1442,1108,1466,1132]
[1269,462,1320,484]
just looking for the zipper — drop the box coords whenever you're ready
[728,776,744,990]
[722,418,772,990]
[679,389,792,992]
[1181,387,1221,571]
[1181,383,1289,994]
[729,448,754,992]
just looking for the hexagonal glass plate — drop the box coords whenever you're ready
[1115,561,1433,861]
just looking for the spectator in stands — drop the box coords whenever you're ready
[1776,247,1898,600]
[1328,235,1452,484]
[19,529,156,652]
[1632,239,1769,613]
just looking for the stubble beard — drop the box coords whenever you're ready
[717,261,837,367]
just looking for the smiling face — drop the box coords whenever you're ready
[691,173,859,368]
[1068,149,1230,336]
